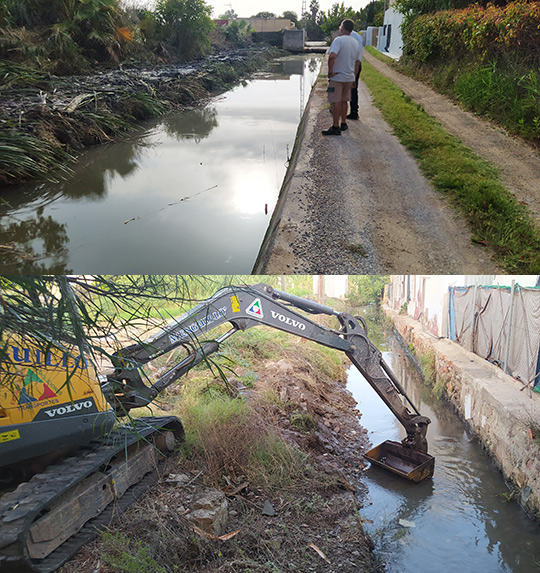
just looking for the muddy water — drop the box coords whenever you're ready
[0,55,321,274]
[348,321,540,572]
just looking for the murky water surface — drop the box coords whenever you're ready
[348,316,540,572]
[0,56,321,273]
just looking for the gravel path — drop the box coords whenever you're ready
[254,52,540,274]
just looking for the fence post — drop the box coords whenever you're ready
[504,280,516,374]
[469,283,477,352]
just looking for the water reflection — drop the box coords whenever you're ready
[160,106,218,142]
[0,55,322,273]
[348,315,540,572]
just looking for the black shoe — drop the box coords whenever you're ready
[322,126,341,136]
[346,113,359,120]
[340,123,348,131]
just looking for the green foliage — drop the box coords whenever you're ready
[400,2,540,144]
[248,432,310,489]
[300,0,324,41]
[394,0,471,22]
[402,2,540,64]
[155,0,214,60]
[252,11,276,18]
[362,57,540,271]
[0,123,74,185]
[356,0,385,27]
[0,276,206,387]
[222,327,293,363]
[348,276,389,306]
[282,11,299,26]
[221,18,252,46]
[319,3,357,36]
[101,531,166,573]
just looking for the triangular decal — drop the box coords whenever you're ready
[246,298,264,319]
[24,369,45,387]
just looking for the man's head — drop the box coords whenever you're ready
[340,19,354,35]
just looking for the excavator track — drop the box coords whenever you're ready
[0,416,183,573]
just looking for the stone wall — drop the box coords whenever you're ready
[385,305,540,520]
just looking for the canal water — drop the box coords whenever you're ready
[0,55,322,274]
[348,316,540,572]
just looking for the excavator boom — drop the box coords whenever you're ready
[107,284,432,457]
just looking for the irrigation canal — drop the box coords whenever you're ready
[349,317,540,572]
[0,54,322,274]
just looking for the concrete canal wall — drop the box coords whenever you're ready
[384,305,540,520]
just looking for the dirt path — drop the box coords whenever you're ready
[365,52,540,223]
[254,55,522,274]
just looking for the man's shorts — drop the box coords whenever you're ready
[327,80,355,104]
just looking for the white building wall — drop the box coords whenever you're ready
[378,7,404,58]
[312,276,348,298]
[387,275,540,338]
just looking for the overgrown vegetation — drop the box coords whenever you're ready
[362,52,540,272]
[396,1,540,144]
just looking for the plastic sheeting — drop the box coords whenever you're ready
[449,285,540,388]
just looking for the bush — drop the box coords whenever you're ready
[154,0,214,61]
[401,2,540,142]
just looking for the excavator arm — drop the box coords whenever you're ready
[105,283,432,459]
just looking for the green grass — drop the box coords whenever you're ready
[362,57,540,272]
[101,532,166,573]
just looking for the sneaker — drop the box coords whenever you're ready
[322,126,341,136]
[340,123,348,131]
[346,112,359,120]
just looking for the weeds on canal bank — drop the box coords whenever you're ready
[0,47,281,186]
[60,333,379,573]
[362,54,540,273]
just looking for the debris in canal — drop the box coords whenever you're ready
[123,185,219,225]
[0,48,282,186]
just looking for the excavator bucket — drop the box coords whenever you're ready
[364,440,435,482]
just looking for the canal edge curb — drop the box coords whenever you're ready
[384,304,540,521]
[252,53,329,273]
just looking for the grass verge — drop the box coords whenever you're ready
[362,52,540,272]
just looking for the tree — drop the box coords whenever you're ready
[356,0,385,27]
[282,10,298,27]
[155,0,214,60]
[219,8,237,19]
[319,3,358,37]
[300,0,323,40]
[348,276,389,306]
[251,11,276,18]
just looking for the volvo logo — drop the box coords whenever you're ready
[44,400,93,418]
[270,310,306,331]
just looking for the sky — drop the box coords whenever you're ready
[133,1,371,19]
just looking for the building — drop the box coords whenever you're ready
[377,0,404,58]
[386,275,540,388]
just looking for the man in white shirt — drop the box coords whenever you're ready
[348,28,365,120]
[322,19,362,136]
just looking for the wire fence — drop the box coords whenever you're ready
[449,284,540,391]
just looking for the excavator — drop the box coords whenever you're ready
[0,282,434,572]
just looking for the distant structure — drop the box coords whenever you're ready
[215,17,305,51]
[377,0,404,57]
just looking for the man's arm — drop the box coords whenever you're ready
[328,52,337,78]
[355,59,360,76]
